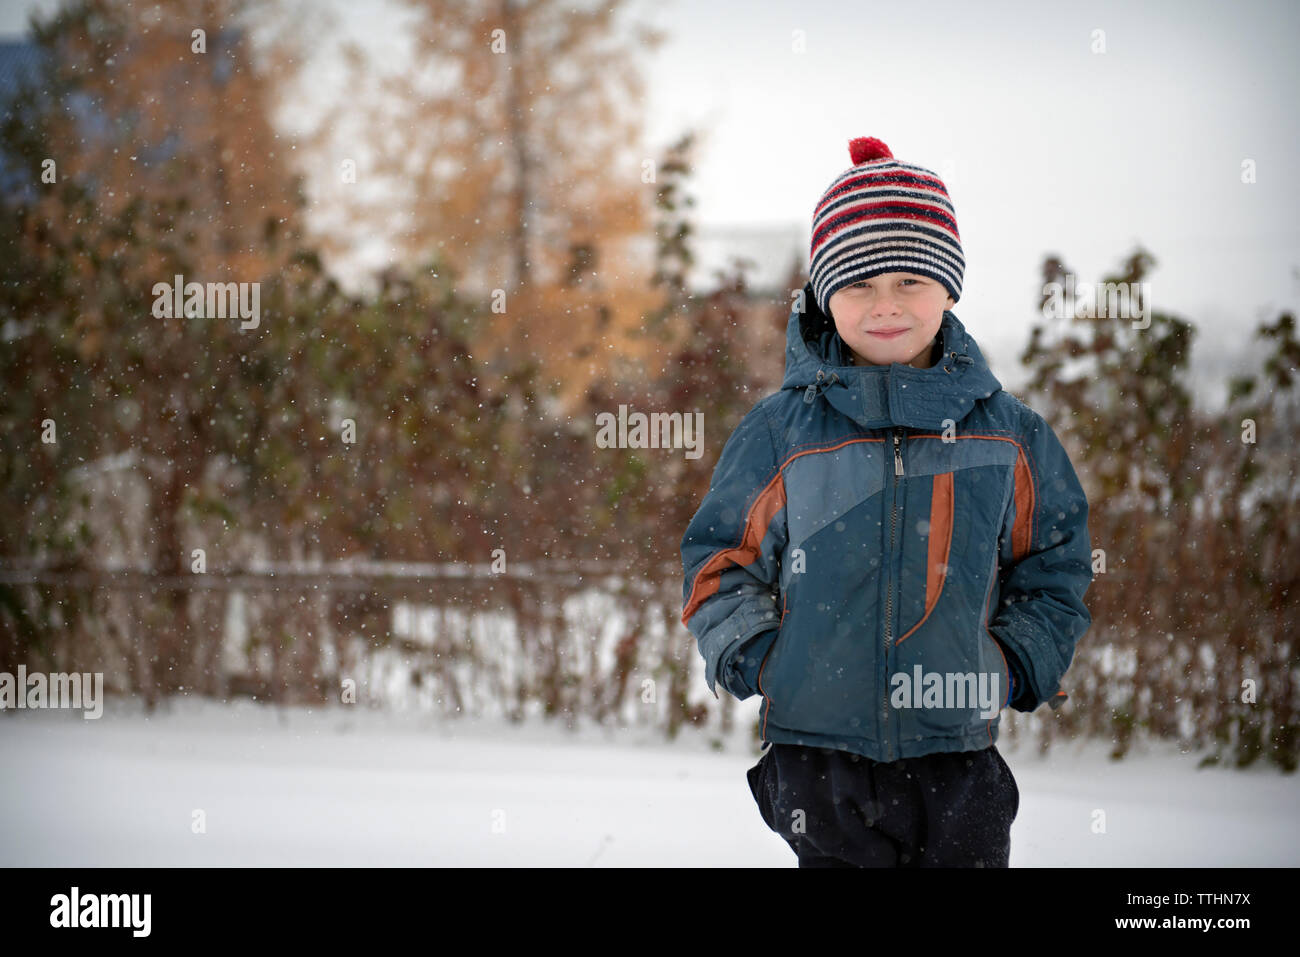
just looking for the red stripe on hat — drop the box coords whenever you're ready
[814,168,948,219]
[811,204,961,252]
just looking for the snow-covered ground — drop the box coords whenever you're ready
[1,698,1296,867]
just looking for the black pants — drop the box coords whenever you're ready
[746,742,1019,867]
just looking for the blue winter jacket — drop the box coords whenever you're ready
[680,282,1093,762]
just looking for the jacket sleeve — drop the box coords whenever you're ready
[680,401,787,700]
[988,405,1094,712]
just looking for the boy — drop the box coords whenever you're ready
[679,136,1094,867]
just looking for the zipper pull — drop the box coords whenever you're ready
[893,430,904,477]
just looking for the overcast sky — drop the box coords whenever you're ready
[5,0,1297,401]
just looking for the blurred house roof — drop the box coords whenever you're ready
[688,223,807,295]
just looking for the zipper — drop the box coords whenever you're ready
[881,427,904,761]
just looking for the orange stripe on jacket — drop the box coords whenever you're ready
[680,473,787,627]
[879,432,1036,561]
[896,470,954,644]
[1011,444,1034,559]
[680,436,884,628]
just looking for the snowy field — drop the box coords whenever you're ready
[2,698,1297,867]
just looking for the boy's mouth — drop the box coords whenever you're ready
[867,327,909,338]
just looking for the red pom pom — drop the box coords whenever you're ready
[848,136,893,165]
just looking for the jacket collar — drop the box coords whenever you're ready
[780,281,1003,430]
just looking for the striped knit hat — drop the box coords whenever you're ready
[809,136,964,318]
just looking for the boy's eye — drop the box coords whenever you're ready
[851,278,919,288]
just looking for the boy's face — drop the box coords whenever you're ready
[827,272,955,369]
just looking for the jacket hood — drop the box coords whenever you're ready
[781,281,1003,430]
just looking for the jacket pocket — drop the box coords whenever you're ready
[981,627,1012,711]
[731,626,779,698]
[758,589,882,740]
[754,588,786,698]
[755,626,780,699]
